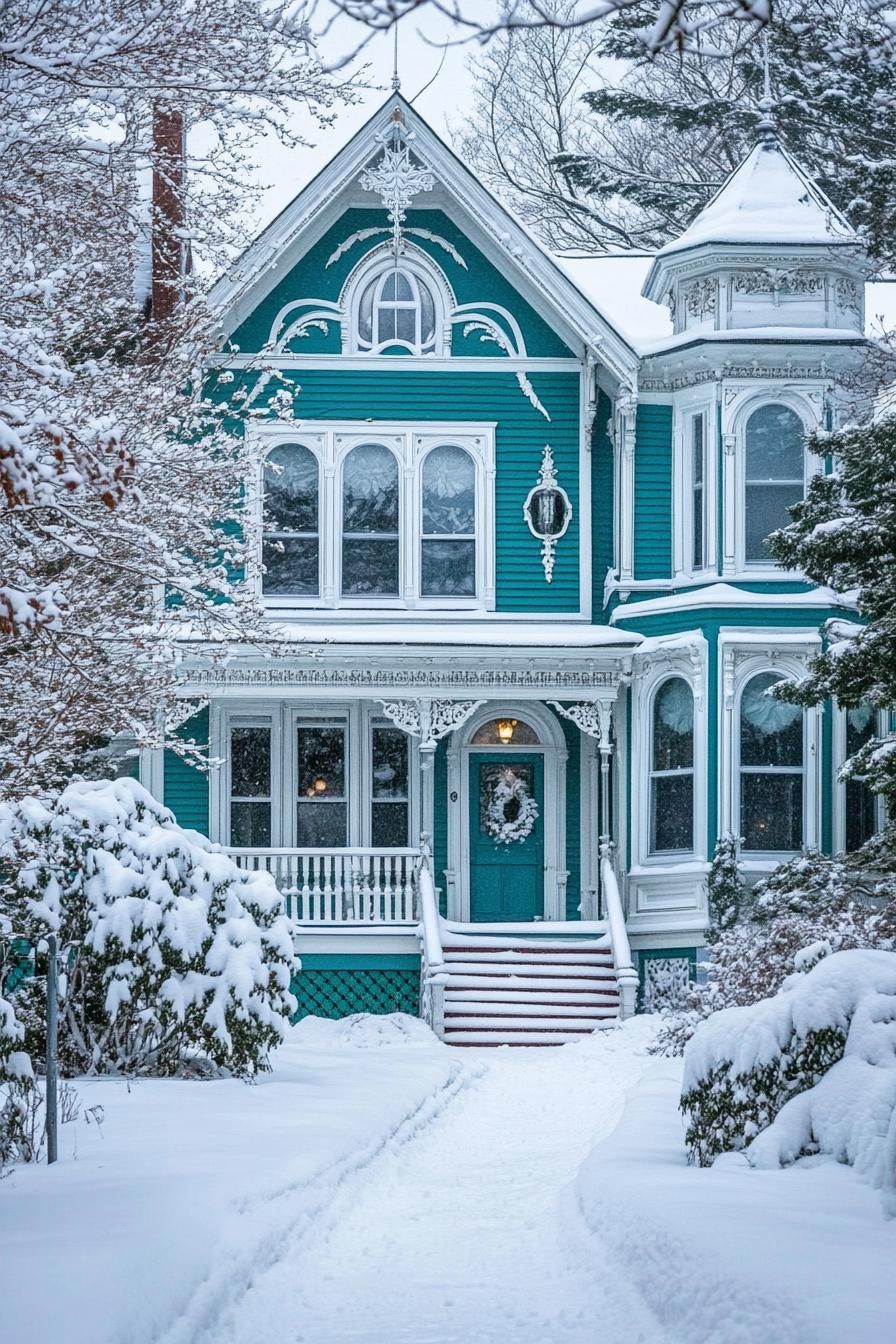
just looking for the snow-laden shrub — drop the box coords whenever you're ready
[652,850,896,1056]
[706,832,745,935]
[681,949,896,1189]
[0,779,298,1077]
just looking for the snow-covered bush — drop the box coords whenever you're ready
[0,779,298,1077]
[681,950,896,1210]
[652,849,896,1056]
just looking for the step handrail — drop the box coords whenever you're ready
[417,834,447,1037]
[600,848,639,1019]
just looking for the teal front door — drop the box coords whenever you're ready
[469,754,544,922]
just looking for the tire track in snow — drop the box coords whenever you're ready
[146,1056,478,1344]
[203,1029,669,1344]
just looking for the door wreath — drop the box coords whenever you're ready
[483,769,538,845]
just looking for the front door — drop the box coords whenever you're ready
[468,754,544,921]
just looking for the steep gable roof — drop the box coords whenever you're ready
[209,95,638,385]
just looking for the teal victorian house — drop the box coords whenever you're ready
[146,98,876,1042]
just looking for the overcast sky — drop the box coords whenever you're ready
[247,7,478,236]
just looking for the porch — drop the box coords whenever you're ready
[230,840,638,1041]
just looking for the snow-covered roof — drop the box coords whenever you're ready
[261,620,641,649]
[655,141,857,259]
[552,255,672,348]
[610,583,856,623]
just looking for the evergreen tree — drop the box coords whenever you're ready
[706,833,745,937]
[768,416,896,819]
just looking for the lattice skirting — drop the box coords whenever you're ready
[290,969,420,1021]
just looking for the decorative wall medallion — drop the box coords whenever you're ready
[835,277,861,316]
[681,277,717,319]
[733,268,824,302]
[358,106,435,256]
[524,444,572,583]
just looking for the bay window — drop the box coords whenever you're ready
[649,677,695,854]
[744,405,805,563]
[739,672,804,851]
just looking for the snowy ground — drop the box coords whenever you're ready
[2,1014,894,1344]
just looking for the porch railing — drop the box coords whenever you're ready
[600,849,639,1018]
[228,847,422,924]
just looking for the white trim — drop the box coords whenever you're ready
[721,387,824,577]
[210,699,420,848]
[447,701,568,922]
[718,638,821,860]
[252,419,496,612]
[207,354,582,372]
[832,704,887,854]
[207,95,639,386]
[630,637,709,871]
[671,387,718,582]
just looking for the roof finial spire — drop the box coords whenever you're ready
[757,28,777,146]
[391,23,401,92]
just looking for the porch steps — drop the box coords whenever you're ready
[437,930,621,1047]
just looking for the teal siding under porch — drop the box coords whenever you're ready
[290,954,420,1021]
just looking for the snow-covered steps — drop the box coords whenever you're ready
[436,929,622,1047]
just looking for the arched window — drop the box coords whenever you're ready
[341,443,400,596]
[744,404,805,562]
[649,678,694,853]
[262,444,319,596]
[739,671,803,850]
[421,445,476,596]
[845,705,877,852]
[357,265,437,354]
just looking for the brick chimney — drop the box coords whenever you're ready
[150,104,186,322]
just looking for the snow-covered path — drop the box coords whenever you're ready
[201,1027,665,1344]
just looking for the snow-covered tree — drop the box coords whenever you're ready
[768,417,896,823]
[0,779,299,1077]
[1,0,354,794]
[706,833,745,937]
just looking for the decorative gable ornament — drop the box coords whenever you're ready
[524,444,572,583]
[358,106,436,257]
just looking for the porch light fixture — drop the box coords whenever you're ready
[496,719,517,744]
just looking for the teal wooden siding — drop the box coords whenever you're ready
[561,716,582,920]
[230,207,573,359]
[633,404,673,580]
[591,388,614,617]
[162,708,210,834]
[226,366,582,612]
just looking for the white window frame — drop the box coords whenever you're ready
[832,704,886,854]
[671,392,717,581]
[629,636,708,873]
[343,245,453,357]
[210,700,420,848]
[648,675,696,858]
[260,440,322,600]
[251,421,496,612]
[722,390,823,577]
[720,637,822,870]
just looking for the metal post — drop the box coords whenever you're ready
[46,934,58,1165]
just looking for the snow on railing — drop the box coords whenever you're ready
[416,835,447,1037]
[227,847,421,923]
[600,848,638,1019]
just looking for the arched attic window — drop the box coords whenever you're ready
[354,260,441,355]
[744,404,805,562]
